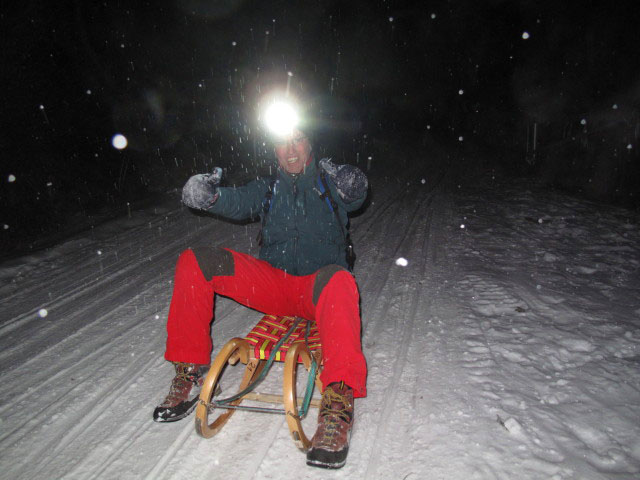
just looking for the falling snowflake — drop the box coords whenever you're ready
[38,309,48,318]
[395,257,409,267]
[111,134,128,150]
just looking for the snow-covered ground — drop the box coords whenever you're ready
[1,160,639,479]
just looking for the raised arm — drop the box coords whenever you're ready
[181,168,268,221]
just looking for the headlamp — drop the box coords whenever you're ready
[263,100,299,138]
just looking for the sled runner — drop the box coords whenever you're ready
[195,315,323,451]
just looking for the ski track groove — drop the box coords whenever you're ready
[0,231,196,365]
[0,222,251,478]
[354,165,446,310]
[219,416,286,480]
[0,206,184,334]
[356,165,446,246]
[51,301,247,480]
[25,347,161,480]
[0,281,171,445]
[72,403,158,480]
[143,415,196,480]
[361,186,436,340]
[0,214,246,373]
[86,419,154,480]
[356,189,418,297]
[0,298,243,453]
[363,282,418,479]
[80,301,253,480]
[361,187,438,479]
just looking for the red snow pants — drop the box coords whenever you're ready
[164,248,367,398]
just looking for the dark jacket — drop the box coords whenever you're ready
[206,159,366,275]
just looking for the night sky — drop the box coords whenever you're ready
[2,0,639,258]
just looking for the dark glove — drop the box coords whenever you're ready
[182,167,222,210]
[319,158,368,203]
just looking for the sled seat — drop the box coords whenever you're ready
[195,315,323,451]
[245,314,322,362]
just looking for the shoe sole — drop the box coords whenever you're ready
[306,458,347,469]
[153,397,198,423]
[153,383,220,423]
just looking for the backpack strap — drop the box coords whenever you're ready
[318,171,356,271]
[317,172,337,213]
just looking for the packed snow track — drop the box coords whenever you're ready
[1,161,639,479]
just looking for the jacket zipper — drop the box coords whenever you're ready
[292,177,299,271]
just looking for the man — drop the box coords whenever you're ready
[153,127,368,469]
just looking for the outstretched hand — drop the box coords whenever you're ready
[182,167,222,210]
[319,158,368,203]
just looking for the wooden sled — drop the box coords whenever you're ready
[195,315,323,451]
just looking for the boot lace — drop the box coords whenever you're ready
[165,362,200,404]
[318,387,352,444]
[174,362,199,382]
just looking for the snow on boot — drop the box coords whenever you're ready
[306,382,354,469]
[153,362,209,423]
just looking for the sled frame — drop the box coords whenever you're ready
[195,317,323,451]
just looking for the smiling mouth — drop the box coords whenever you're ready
[286,157,299,163]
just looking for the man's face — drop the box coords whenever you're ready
[274,129,312,174]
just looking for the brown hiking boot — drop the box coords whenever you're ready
[153,362,209,423]
[306,381,354,469]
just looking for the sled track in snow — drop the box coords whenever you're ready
[0,205,252,375]
[0,209,208,370]
[353,166,447,253]
[0,210,257,479]
[351,166,446,313]
[354,171,449,478]
[359,184,436,330]
[0,206,184,334]
[0,293,243,449]
[26,346,162,480]
[4,297,246,480]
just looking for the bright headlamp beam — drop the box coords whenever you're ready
[264,101,299,137]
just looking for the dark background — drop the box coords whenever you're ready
[2,0,639,259]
